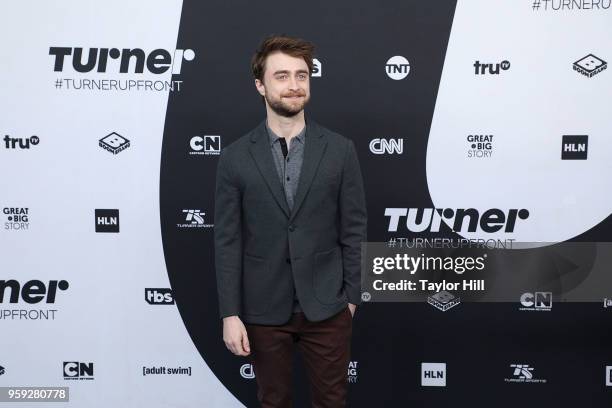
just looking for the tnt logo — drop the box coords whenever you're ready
[421,363,446,387]
[561,135,588,160]
[3,135,40,149]
[520,292,552,311]
[95,209,119,233]
[240,364,255,379]
[99,132,130,154]
[312,58,322,77]
[369,138,403,155]
[474,60,510,75]
[189,135,220,156]
[63,362,94,380]
[573,54,607,78]
[145,288,174,305]
[385,56,410,80]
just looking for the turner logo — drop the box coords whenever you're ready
[4,135,40,150]
[312,58,322,77]
[63,362,94,380]
[50,47,195,74]
[189,135,221,156]
[145,288,174,305]
[95,209,119,233]
[369,138,403,155]
[385,56,410,80]
[240,364,255,379]
[573,54,607,78]
[99,132,130,155]
[385,208,530,233]
[421,363,446,386]
[474,60,510,75]
[0,280,69,304]
[561,135,588,160]
[520,292,552,311]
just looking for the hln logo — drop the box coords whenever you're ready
[421,363,446,386]
[369,138,403,155]
[189,135,220,155]
[561,135,588,160]
[63,362,94,380]
[95,209,119,233]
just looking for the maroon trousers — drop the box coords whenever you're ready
[245,307,353,408]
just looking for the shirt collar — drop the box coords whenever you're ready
[266,120,306,147]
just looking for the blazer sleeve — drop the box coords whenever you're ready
[339,139,367,305]
[214,149,243,319]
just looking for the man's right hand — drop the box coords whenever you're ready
[223,316,251,356]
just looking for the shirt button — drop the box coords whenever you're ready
[289,225,295,232]
[286,177,290,181]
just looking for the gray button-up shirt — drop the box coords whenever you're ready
[266,122,306,313]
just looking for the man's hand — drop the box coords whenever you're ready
[348,303,357,317]
[223,316,251,356]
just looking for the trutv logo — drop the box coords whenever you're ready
[49,47,195,74]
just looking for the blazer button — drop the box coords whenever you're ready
[288,225,295,232]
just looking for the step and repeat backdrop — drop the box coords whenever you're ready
[2,0,611,406]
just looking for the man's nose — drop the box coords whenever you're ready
[288,76,299,90]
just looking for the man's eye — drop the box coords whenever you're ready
[298,74,307,80]
[277,75,287,80]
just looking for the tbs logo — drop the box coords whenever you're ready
[63,362,94,380]
[311,58,322,77]
[145,288,174,305]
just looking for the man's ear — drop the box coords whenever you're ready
[254,79,265,97]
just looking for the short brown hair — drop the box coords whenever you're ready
[251,35,315,81]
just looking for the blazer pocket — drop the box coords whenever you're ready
[242,254,271,315]
[313,246,344,305]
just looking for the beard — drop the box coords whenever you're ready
[265,90,310,117]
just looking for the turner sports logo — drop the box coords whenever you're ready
[385,208,530,233]
[50,47,195,92]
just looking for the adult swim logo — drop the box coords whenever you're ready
[95,209,119,233]
[189,136,221,156]
[369,138,403,155]
[385,56,410,80]
[421,363,446,386]
[0,279,69,321]
[3,207,29,231]
[467,134,493,158]
[505,364,547,384]
[177,210,214,229]
[561,135,588,160]
[143,365,192,376]
[100,132,130,155]
[519,292,552,311]
[50,47,195,92]
[606,366,612,386]
[474,60,510,75]
[385,208,530,234]
[573,54,607,78]
[604,298,612,308]
[63,362,94,380]
[4,135,39,150]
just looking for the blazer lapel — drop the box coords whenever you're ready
[248,121,291,218]
[289,121,327,223]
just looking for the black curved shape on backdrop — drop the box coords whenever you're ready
[160,1,612,406]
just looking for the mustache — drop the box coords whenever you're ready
[282,91,306,97]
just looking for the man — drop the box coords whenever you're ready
[214,35,367,407]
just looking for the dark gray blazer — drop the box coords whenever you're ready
[214,119,367,325]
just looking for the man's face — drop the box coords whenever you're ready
[255,52,310,117]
